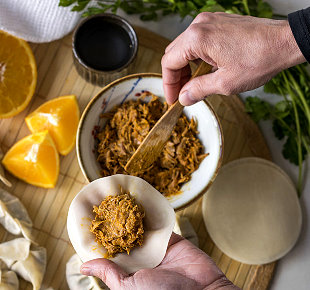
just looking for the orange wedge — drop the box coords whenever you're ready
[25,95,80,155]
[2,131,59,188]
[0,30,37,118]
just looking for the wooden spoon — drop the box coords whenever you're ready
[125,61,212,174]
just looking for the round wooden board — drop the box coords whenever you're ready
[0,26,275,289]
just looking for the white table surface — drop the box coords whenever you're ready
[119,1,310,289]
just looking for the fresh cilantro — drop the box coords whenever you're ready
[244,96,271,122]
[283,134,307,166]
[272,119,285,140]
[246,66,310,195]
[59,0,272,20]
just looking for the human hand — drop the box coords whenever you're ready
[161,12,306,106]
[80,233,239,290]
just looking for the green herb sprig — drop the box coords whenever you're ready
[60,0,310,195]
[245,64,310,195]
[59,0,272,20]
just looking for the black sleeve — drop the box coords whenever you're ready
[288,7,310,63]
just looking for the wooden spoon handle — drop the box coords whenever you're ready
[192,61,213,79]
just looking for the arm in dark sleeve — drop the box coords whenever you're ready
[288,7,310,63]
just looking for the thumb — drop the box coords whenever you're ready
[179,70,231,106]
[81,258,129,289]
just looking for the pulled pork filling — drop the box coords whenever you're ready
[90,193,145,258]
[96,93,209,196]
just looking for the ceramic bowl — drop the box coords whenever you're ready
[72,14,138,86]
[76,73,223,211]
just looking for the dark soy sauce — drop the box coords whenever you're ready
[75,18,134,71]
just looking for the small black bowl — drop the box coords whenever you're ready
[72,14,138,86]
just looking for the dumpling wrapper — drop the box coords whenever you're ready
[66,254,107,290]
[0,270,19,290]
[0,238,31,268]
[0,239,46,290]
[0,238,46,290]
[67,174,175,273]
[202,157,302,265]
[173,215,199,247]
[0,189,33,241]
[11,245,46,290]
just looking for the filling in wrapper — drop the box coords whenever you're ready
[67,175,175,273]
[90,192,145,258]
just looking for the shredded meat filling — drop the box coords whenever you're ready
[96,93,209,196]
[90,193,145,258]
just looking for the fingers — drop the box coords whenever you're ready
[179,69,233,106]
[161,31,199,105]
[81,258,129,288]
[162,19,214,105]
[162,65,191,105]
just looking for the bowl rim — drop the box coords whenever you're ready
[76,72,224,211]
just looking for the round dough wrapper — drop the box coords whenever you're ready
[67,174,175,273]
[202,157,302,265]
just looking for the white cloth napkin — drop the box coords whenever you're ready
[0,0,82,43]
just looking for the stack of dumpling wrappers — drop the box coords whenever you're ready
[0,188,47,289]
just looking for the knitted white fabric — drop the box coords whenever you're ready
[0,0,81,43]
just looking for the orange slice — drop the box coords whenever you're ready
[25,95,80,155]
[0,30,37,118]
[2,131,59,188]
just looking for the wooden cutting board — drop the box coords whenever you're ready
[0,26,275,289]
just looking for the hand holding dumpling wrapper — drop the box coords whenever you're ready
[67,174,175,273]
